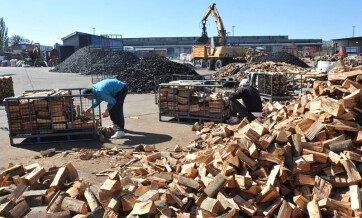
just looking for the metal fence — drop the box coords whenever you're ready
[158,80,236,124]
[5,88,102,145]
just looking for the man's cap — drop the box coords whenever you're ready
[239,79,249,86]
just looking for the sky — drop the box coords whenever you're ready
[0,0,361,46]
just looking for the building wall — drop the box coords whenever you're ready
[333,38,362,55]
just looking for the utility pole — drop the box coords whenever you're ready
[232,25,235,36]
[92,27,95,35]
[352,26,355,37]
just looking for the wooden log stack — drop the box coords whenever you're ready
[160,80,229,118]
[6,89,98,134]
[0,76,14,101]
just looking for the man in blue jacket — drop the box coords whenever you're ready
[83,79,128,139]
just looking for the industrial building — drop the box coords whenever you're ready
[333,36,362,56]
[61,32,323,58]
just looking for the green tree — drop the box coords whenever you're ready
[10,34,32,46]
[0,17,9,54]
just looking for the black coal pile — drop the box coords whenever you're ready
[117,56,198,93]
[50,46,138,74]
[254,52,309,68]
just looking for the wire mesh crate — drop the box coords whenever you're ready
[158,80,234,124]
[5,88,102,145]
[154,74,211,104]
[248,72,303,102]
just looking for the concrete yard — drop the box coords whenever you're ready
[0,67,208,183]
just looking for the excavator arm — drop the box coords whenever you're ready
[197,3,227,45]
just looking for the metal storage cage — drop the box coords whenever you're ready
[5,88,102,145]
[248,72,303,102]
[154,74,212,104]
[158,80,235,124]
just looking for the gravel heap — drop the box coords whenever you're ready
[50,46,138,75]
[254,52,309,68]
[117,56,199,93]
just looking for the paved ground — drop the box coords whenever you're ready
[0,66,217,183]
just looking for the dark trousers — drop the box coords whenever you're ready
[109,85,128,131]
[229,99,256,122]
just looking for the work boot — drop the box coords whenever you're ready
[226,117,240,124]
[111,131,125,139]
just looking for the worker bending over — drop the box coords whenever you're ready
[224,79,262,124]
[83,79,128,139]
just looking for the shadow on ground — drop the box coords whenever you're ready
[11,129,172,152]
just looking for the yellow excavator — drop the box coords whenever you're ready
[191,3,246,70]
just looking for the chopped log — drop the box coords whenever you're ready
[350,184,361,211]
[277,200,292,218]
[122,194,137,211]
[84,187,99,212]
[46,211,72,218]
[323,164,344,176]
[40,148,56,157]
[204,174,227,197]
[328,151,341,165]
[328,70,362,81]
[305,120,324,141]
[295,118,314,136]
[200,197,224,214]
[145,152,161,162]
[276,128,289,143]
[323,134,345,147]
[9,183,27,202]
[166,190,184,208]
[131,200,157,215]
[319,198,353,217]
[248,143,258,158]
[295,174,315,186]
[136,190,159,202]
[301,141,323,152]
[100,179,122,193]
[329,140,353,152]
[103,208,118,218]
[320,97,345,117]
[302,149,328,163]
[259,133,276,149]
[235,150,258,170]
[313,176,332,200]
[24,195,43,207]
[292,134,302,156]
[85,208,105,218]
[233,195,257,216]
[340,159,362,185]
[107,192,122,212]
[24,163,40,172]
[332,119,359,132]
[3,164,25,177]
[24,166,46,185]
[266,165,280,186]
[258,151,284,165]
[256,184,280,203]
[22,189,47,197]
[7,200,30,218]
[47,191,66,213]
[356,130,362,143]
[344,151,362,162]
[263,197,282,217]
[61,196,88,214]
[178,176,200,190]
[344,89,362,100]
[50,167,68,188]
[293,195,309,210]
[0,201,15,216]
[307,199,322,218]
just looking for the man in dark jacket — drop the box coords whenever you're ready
[224,79,262,124]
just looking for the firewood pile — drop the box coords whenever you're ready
[159,80,229,118]
[6,89,98,134]
[117,56,198,93]
[0,76,14,101]
[254,52,310,68]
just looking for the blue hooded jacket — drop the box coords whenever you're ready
[89,79,125,110]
